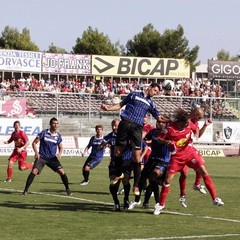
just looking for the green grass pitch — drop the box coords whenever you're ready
[0,156,240,240]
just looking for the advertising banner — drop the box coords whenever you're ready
[0,49,42,72]
[192,121,213,143]
[92,55,190,78]
[42,53,91,74]
[0,118,42,156]
[208,60,240,79]
[62,136,76,149]
[222,122,240,143]
[0,98,26,116]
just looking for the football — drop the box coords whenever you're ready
[162,79,175,91]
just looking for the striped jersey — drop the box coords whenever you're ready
[87,135,105,160]
[145,128,171,164]
[37,129,62,160]
[122,141,147,161]
[120,91,160,126]
[104,131,117,160]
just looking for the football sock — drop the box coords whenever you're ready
[123,183,130,201]
[25,163,34,169]
[82,170,89,182]
[61,174,70,190]
[152,182,160,203]
[142,179,147,192]
[7,167,13,180]
[109,184,119,204]
[24,172,35,192]
[203,175,217,199]
[179,174,187,197]
[194,171,202,186]
[143,184,152,204]
[133,162,141,188]
[159,183,170,206]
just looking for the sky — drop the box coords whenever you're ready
[1,0,240,64]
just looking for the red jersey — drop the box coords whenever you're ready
[189,119,199,134]
[143,123,155,135]
[8,130,28,148]
[163,121,197,152]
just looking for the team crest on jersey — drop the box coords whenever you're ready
[163,129,168,134]
[176,138,188,147]
[191,158,196,164]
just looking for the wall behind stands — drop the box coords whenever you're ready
[0,118,239,157]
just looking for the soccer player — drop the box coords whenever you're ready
[101,82,169,196]
[4,120,33,182]
[128,120,171,210]
[103,119,123,211]
[154,108,224,215]
[22,117,72,196]
[117,141,148,211]
[80,125,105,185]
[179,107,210,207]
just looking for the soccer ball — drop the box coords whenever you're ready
[162,80,175,91]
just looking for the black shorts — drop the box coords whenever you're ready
[108,160,122,177]
[33,156,63,174]
[141,157,167,180]
[108,159,133,177]
[117,119,143,149]
[121,159,133,176]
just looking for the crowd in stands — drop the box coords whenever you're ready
[0,75,229,98]
[0,75,238,119]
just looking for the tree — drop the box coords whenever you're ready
[126,24,199,72]
[72,26,119,55]
[126,24,162,57]
[0,26,39,51]
[47,43,67,54]
[216,49,240,61]
[217,49,230,61]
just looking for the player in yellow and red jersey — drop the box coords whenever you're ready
[4,121,33,182]
[153,108,224,215]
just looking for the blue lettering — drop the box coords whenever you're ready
[36,59,40,68]
[2,126,40,135]
[24,126,32,135]
[6,126,14,135]
[23,58,28,67]
[32,126,41,135]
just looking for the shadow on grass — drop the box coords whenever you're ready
[0,200,114,212]
[0,200,151,215]
[40,188,111,195]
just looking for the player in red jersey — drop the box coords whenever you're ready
[178,107,210,207]
[153,108,224,215]
[3,121,33,182]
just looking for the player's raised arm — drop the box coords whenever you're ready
[101,102,121,111]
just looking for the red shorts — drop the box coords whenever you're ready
[167,145,205,175]
[9,149,27,167]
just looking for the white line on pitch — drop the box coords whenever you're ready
[119,233,240,240]
[0,187,112,205]
[1,187,240,224]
